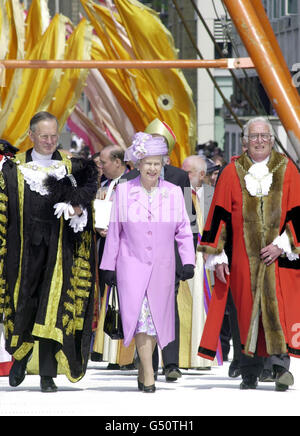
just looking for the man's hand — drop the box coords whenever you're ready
[260,243,283,266]
[96,228,108,238]
[71,206,83,217]
[215,263,230,284]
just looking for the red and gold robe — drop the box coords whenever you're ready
[198,150,300,360]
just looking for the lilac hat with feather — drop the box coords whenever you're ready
[124,132,168,163]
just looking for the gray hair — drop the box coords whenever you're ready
[101,144,126,164]
[30,111,58,132]
[135,154,168,169]
[183,155,207,173]
[243,117,275,138]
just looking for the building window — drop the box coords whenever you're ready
[266,0,298,17]
[272,0,278,18]
[287,0,298,14]
[231,132,236,156]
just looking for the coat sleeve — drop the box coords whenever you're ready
[0,160,9,317]
[198,276,230,360]
[174,186,196,267]
[99,185,122,272]
[198,164,234,258]
[283,161,300,255]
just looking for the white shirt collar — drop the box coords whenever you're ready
[251,156,270,165]
[31,149,53,162]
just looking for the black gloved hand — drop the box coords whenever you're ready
[104,270,117,286]
[181,264,195,281]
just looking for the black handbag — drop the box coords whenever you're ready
[104,285,124,340]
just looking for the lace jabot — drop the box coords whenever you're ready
[244,162,272,197]
[17,159,67,196]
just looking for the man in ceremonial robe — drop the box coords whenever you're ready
[0,112,98,392]
[0,140,18,377]
[198,117,300,391]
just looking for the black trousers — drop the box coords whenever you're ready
[25,240,58,378]
[227,290,242,362]
[240,353,290,378]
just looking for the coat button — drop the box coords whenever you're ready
[146,246,152,251]
[147,230,152,236]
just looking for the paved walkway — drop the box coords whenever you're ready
[0,356,299,417]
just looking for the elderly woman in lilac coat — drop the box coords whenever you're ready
[100,132,195,393]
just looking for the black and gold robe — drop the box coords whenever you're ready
[0,150,97,382]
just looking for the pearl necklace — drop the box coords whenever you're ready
[140,181,159,203]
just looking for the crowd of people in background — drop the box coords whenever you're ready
[0,113,299,396]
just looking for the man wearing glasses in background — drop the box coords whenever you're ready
[198,117,300,392]
[0,111,98,393]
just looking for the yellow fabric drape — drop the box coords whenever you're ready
[0,0,25,120]
[90,36,146,131]
[47,18,93,132]
[0,13,67,149]
[0,1,10,60]
[115,0,196,166]
[82,0,147,131]
[1,3,92,153]
[25,0,50,54]
[0,1,10,90]
[81,0,196,166]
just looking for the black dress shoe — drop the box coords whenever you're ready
[40,376,57,393]
[259,369,275,382]
[164,365,182,382]
[240,375,258,390]
[228,360,241,378]
[106,363,120,370]
[137,378,144,391]
[143,384,156,393]
[274,367,294,391]
[90,352,102,362]
[120,363,135,370]
[9,351,32,387]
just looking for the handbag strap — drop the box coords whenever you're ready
[105,179,116,201]
[109,284,120,310]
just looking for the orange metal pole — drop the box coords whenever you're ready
[0,58,254,70]
[223,0,300,161]
[251,0,292,81]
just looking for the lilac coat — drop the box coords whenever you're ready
[100,176,195,349]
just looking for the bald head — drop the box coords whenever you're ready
[100,144,126,180]
[182,155,207,190]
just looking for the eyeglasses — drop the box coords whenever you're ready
[246,133,272,142]
[37,134,59,142]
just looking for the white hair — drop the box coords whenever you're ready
[135,154,168,169]
[243,117,275,137]
[183,155,207,173]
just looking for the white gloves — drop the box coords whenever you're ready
[54,202,75,220]
[53,202,88,233]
